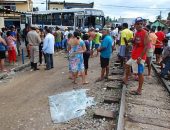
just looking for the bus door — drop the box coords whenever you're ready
[76,15,84,28]
[74,12,84,29]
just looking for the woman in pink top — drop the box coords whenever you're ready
[6,31,17,65]
[146,26,157,77]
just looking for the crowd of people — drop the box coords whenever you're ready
[0,16,170,92]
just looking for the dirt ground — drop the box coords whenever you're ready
[0,52,102,130]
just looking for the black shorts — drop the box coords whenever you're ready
[154,48,163,55]
[0,51,6,59]
[100,56,109,68]
[83,54,90,70]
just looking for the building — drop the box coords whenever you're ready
[151,20,170,28]
[0,0,33,28]
[118,18,136,28]
[48,1,94,10]
[0,0,33,12]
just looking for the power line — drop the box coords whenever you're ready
[102,4,170,10]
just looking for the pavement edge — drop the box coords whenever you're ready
[0,63,30,79]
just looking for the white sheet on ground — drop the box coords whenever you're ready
[48,89,95,123]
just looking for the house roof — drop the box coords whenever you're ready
[49,1,94,7]
[161,20,170,27]
[0,7,27,15]
[151,20,167,27]
[0,0,27,3]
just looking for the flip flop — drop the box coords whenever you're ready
[82,81,89,85]
[129,90,141,95]
[72,81,77,84]
[95,78,104,82]
[2,69,8,72]
[122,78,128,85]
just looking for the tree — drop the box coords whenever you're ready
[105,16,113,22]
[167,12,170,20]
[156,15,162,20]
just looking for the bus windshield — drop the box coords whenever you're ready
[62,13,74,26]
[84,16,104,29]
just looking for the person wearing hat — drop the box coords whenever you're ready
[123,17,149,95]
[92,28,102,57]
[27,26,41,71]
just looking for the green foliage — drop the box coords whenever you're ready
[167,12,170,20]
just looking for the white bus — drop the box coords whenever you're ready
[20,13,32,30]
[31,8,105,31]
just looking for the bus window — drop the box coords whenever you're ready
[52,13,62,25]
[42,15,47,25]
[62,13,74,26]
[20,14,26,24]
[95,16,103,29]
[32,14,37,24]
[84,16,95,28]
[46,14,52,25]
[37,14,42,24]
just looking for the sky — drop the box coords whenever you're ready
[33,0,170,22]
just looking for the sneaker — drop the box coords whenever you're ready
[162,75,169,80]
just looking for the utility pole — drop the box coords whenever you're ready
[46,0,48,10]
[160,11,162,20]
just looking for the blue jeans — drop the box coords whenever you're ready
[161,57,170,77]
[44,53,53,69]
[62,39,67,50]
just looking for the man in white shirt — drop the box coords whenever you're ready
[42,27,55,70]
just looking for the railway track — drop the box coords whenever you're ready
[117,61,170,130]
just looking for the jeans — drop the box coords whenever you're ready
[161,57,170,77]
[62,39,67,50]
[44,53,53,69]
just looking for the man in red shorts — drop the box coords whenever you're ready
[123,17,149,95]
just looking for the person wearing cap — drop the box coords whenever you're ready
[92,28,102,57]
[123,17,149,95]
[27,26,41,71]
[96,28,113,81]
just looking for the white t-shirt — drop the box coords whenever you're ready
[64,31,69,39]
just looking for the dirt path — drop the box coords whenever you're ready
[0,52,101,130]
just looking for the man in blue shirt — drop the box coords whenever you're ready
[42,27,55,70]
[97,29,113,81]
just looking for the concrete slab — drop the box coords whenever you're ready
[104,96,120,103]
[93,108,116,119]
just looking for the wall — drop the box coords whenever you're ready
[16,3,30,12]
[0,17,4,28]
[49,4,64,10]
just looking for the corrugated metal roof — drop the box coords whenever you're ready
[1,0,27,1]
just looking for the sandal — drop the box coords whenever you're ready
[72,81,77,84]
[82,81,89,85]
[2,69,8,72]
[95,78,104,82]
[122,78,128,85]
[129,90,141,95]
